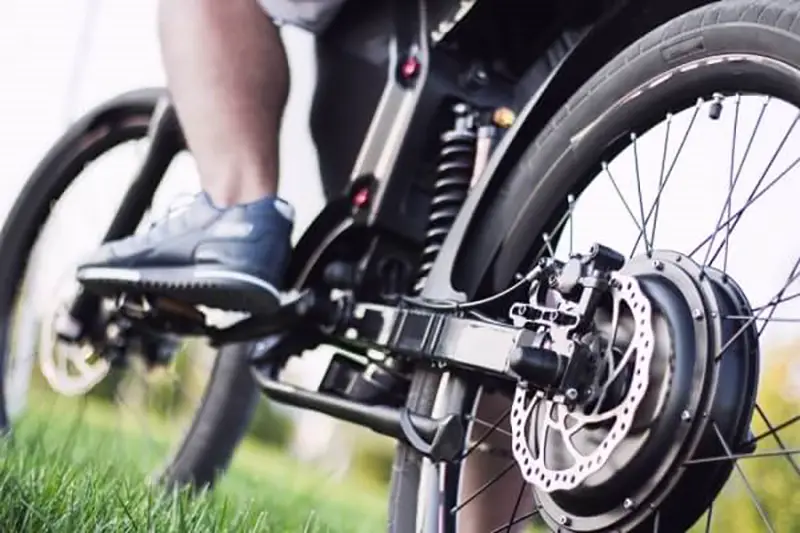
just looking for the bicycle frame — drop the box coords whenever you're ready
[63,0,722,460]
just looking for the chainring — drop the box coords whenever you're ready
[39,302,110,396]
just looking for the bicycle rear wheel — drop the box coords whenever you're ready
[0,88,259,488]
[389,2,800,531]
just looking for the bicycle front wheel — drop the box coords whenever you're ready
[0,88,260,489]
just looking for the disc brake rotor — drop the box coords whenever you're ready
[510,272,656,492]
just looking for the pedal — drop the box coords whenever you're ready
[78,265,283,316]
[95,285,334,345]
[209,289,337,345]
[113,294,209,337]
[152,297,205,322]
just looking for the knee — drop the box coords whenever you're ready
[158,0,267,17]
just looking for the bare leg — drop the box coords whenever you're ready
[158,0,289,206]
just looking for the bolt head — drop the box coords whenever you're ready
[652,259,664,271]
[565,388,579,401]
[558,515,570,525]
[692,309,704,320]
[623,498,634,509]
[681,410,692,422]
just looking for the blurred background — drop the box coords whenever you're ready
[1,1,799,532]
[1,0,395,493]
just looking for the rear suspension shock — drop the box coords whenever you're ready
[414,103,477,293]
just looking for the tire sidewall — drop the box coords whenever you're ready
[491,13,800,288]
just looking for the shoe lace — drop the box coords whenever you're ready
[145,192,200,231]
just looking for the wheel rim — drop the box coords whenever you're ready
[429,55,800,533]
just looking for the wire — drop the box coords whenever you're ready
[402,265,541,312]
[466,309,507,326]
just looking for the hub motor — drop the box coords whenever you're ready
[508,250,759,532]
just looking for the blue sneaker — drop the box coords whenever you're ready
[76,193,294,315]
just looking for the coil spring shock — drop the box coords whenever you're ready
[413,104,477,293]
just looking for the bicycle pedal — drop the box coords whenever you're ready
[152,297,205,322]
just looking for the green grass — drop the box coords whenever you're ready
[0,398,387,532]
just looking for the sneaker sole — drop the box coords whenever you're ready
[77,266,281,315]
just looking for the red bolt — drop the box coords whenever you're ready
[353,187,370,208]
[400,56,421,79]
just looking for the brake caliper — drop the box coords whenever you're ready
[507,244,656,492]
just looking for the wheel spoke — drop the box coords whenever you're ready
[487,509,541,533]
[757,257,800,338]
[715,255,800,361]
[541,231,556,258]
[459,409,513,461]
[685,447,800,465]
[724,315,800,323]
[752,291,800,311]
[690,152,800,261]
[753,403,800,476]
[722,94,740,273]
[499,481,527,533]
[449,460,517,514]
[710,423,776,533]
[602,162,647,240]
[704,112,800,265]
[746,414,800,446]
[704,505,714,533]
[700,94,765,271]
[648,112,672,247]
[631,98,703,257]
[630,132,652,255]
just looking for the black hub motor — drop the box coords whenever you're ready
[508,250,759,532]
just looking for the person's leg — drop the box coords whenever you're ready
[76,0,295,313]
[159,0,288,206]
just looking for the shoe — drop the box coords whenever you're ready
[76,192,294,315]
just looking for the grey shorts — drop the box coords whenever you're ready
[258,0,350,34]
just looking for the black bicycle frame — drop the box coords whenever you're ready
[65,0,723,462]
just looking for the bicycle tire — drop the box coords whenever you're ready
[0,88,259,489]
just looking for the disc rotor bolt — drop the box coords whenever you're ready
[681,410,692,422]
[558,515,570,525]
[692,309,704,320]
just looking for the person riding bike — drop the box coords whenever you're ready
[74,0,527,529]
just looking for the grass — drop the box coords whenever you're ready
[0,396,387,532]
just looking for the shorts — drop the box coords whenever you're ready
[257,0,350,34]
